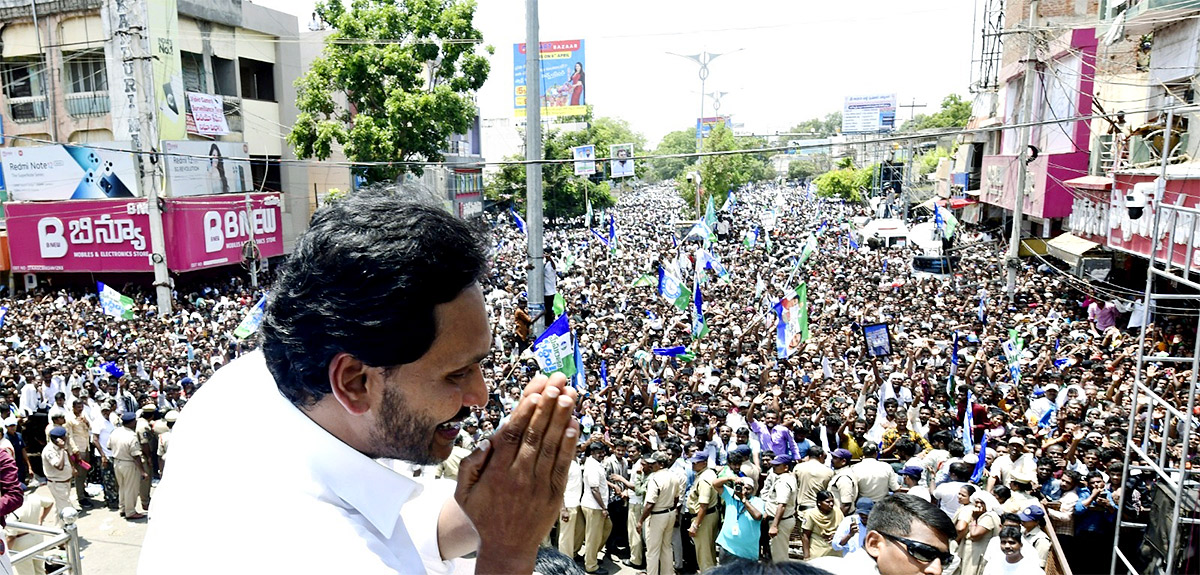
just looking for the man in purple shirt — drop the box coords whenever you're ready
[746,406,799,462]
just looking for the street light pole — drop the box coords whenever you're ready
[524,0,546,333]
[1005,0,1039,302]
[668,49,741,216]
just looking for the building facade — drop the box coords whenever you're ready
[0,0,333,281]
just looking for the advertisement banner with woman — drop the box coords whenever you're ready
[163,141,252,197]
[513,39,586,117]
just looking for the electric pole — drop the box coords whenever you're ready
[1006,0,1039,302]
[132,11,173,315]
[524,0,546,333]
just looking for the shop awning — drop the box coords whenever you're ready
[1046,233,1101,266]
[1063,175,1113,191]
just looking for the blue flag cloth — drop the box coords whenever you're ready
[590,229,610,247]
[572,336,585,389]
[102,361,125,379]
[652,346,687,357]
[1052,338,1069,370]
[0,305,7,329]
[962,391,975,451]
[970,435,988,482]
[600,360,608,389]
[1038,404,1058,429]
[978,293,988,325]
[509,207,526,234]
[848,233,860,250]
[882,259,888,273]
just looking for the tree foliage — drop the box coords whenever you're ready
[901,94,972,132]
[288,0,493,183]
[644,128,697,184]
[487,115,646,223]
[787,112,842,138]
[813,158,871,202]
[677,124,774,214]
[787,159,819,181]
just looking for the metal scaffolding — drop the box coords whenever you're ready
[1111,103,1200,575]
[970,0,1005,93]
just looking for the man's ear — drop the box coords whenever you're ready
[863,530,885,560]
[327,353,374,416]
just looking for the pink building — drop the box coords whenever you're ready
[979,27,1097,231]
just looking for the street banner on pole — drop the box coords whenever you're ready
[573,145,596,176]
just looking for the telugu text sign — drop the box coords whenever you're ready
[842,94,897,133]
[6,199,153,273]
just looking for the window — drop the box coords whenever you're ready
[63,49,107,93]
[238,58,275,102]
[2,57,46,99]
[2,57,47,122]
[249,155,281,192]
[181,51,205,93]
[212,56,237,97]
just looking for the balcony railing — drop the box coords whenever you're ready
[1123,0,1200,33]
[8,95,47,123]
[64,90,110,117]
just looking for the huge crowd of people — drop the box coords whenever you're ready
[462,183,1195,575]
[0,182,1194,575]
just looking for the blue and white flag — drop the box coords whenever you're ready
[509,207,526,234]
[533,315,577,377]
[652,346,687,357]
[970,435,988,482]
[572,335,585,390]
[848,233,860,250]
[699,250,729,278]
[607,213,616,251]
[962,391,975,452]
[98,282,135,320]
[600,360,608,389]
[0,305,8,329]
[978,292,987,325]
[1038,403,1058,429]
[1052,339,1069,370]
[590,228,610,247]
[233,295,268,340]
[692,286,709,340]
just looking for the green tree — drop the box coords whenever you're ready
[645,128,698,183]
[787,111,842,138]
[288,0,493,183]
[677,124,773,214]
[813,159,871,202]
[901,94,972,132]
[787,159,819,181]
[487,115,645,223]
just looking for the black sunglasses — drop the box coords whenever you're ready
[877,531,954,565]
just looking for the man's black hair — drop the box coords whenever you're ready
[261,193,487,406]
[948,461,973,482]
[705,557,832,575]
[866,494,956,544]
[998,525,1023,541]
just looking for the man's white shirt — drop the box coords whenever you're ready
[139,351,454,575]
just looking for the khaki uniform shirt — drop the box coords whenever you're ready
[108,426,143,463]
[42,443,72,482]
[686,467,718,514]
[830,468,858,509]
[767,470,799,519]
[644,468,682,512]
[65,414,91,455]
[795,459,835,508]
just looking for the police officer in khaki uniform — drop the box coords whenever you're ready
[637,452,681,575]
[42,427,73,524]
[767,454,799,562]
[136,405,157,511]
[686,451,720,572]
[108,412,147,520]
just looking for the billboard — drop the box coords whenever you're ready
[185,92,231,136]
[573,145,595,176]
[149,0,187,141]
[101,0,145,148]
[163,141,252,197]
[696,116,731,137]
[164,193,284,271]
[514,39,586,118]
[6,199,153,272]
[610,144,635,178]
[842,94,897,133]
[0,144,139,201]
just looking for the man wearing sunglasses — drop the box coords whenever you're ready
[808,494,956,575]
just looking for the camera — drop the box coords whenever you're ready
[734,482,745,496]
[1126,182,1155,220]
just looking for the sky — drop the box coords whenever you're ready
[253,0,981,147]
